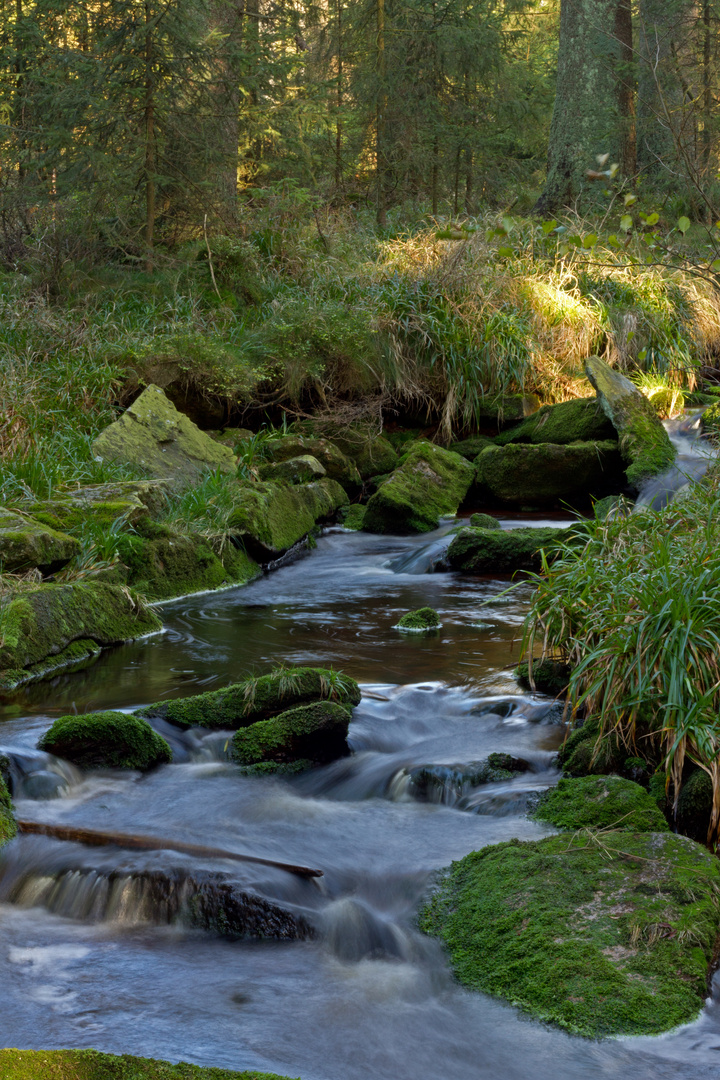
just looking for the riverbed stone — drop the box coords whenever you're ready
[404,754,531,803]
[495,397,617,446]
[468,512,501,529]
[534,775,669,833]
[0,510,80,573]
[92,384,237,490]
[294,421,400,480]
[0,581,162,690]
[420,830,720,1038]
[447,526,566,573]
[0,1049,297,1080]
[450,435,496,460]
[363,443,474,534]
[39,710,172,771]
[261,434,361,492]
[232,700,353,767]
[140,665,362,730]
[258,454,326,485]
[26,481,167,533]
[515,658,571,696]
[0,773,16,847]
[474,441,625,505]
[396,607,441,631]
[585,356,676,488]
[228,477,348,559]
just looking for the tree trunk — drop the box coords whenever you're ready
[335,0,343,188]
[636,0,693,173]
[210,0,245,226]
[144,1,156,273]
[614,0,636,178]
[376,0,387,226]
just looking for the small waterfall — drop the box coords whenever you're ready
[389,535,454,575]
[320,896,420,962]
[0,748,81,800]
[635,411,717,510]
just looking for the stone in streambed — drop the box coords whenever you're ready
[26,481,167,534]
[447,526,566,574]
[0,1049,298,1080]
[475,441,625,506]
[450,435,496,460]
[340,503,367,531]
[534,775,669,833]
[258,454,326,485]
[261,434,361,492]
[39,711,172,771]
[585,355,676,488]
[396,607,441,631]
[468,513,500,529]
[0,510,80,573]
[232,700,352,767]
[92,384,237,490]
[139,666,361,731]
[363,443,474,534]
[228,478,348,559]
[515,658,571,696]
[495,397,617,446]
[293,421,400,480]
[403,753,531,802]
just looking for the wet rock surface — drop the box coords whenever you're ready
[0,510,80,573]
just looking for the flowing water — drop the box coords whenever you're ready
[635,411,717,509]
[0,520,719,1079]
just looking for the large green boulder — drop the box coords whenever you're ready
[363,443,474,534]
[39,711,172,771]
[495,397,617,446]
[257,454,326,485]
[26,481,167,533]
[450,435,496,460]
[447,525,566,573]
[0,772,16,847]
[585,356,676,488]
[140,665,361,730]
[228,478,348,559]
[420,830,720,1038]
[534,775,669,833]
[92,384,237,490]
[0,1048,297,1080]
[262,434,361,492]
[474,441,624,505]
[232,700,352,767]
[291,421,400,480]
[0,510,80,573]
[0,581,162,690]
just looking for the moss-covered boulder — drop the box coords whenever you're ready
[450,435,496,460]
[585,356,676,488]
[677,768,714,843]
[447,526,565,573]
[420,830,720,1038]
[558,719,627,778]
[228,478,348,559]
[515,658,571,696]
[535,775,669,832]
[26,481,167,534]
[116,524,259,601]
[0,581,162,690]
[262,435,361,492]
[340,503,367,530]
[92,384,237,490]
[468,512,500,529]
[495,398,617,447]
[39,710,172,770]
[232,700,352,767]
[363,443,474,534]
[404,754,530,802]
[140,665,361,730]
[258,454,326,485]
[0,772,17,847]
[0,1049,296,1080]
[396,606,441,631]
[475,442,625,506]
[0,510,80,573]
[701,400,720,440]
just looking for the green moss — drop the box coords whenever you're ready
[495,398,617,447]
[262,435,361,492]
[419,830,720,1038]
[396,606,441,631]
[0,510,80,573]
[677,768,713,843]
[535,775,670,833]
[448,527,565,574]
[116,531,259,601]
[293,422,400,480]
[701,400,720,440]
[558,720,628,778]
[228,478,348,558]
[340,503,367,531]
[25,482,165,535]
[0,1049,297,1080]
[140,665,361,730]
[468,513,500,529]
[257,455,326,485]
[450,436,496,460]
[0,582,162,689]
[232,700,352,766]
[39,710,172,770]
[475,442,625,505]
[515,658,571,696]
[363,443,474,534]
[0,771,17,846]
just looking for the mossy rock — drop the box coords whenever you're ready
[585,356,676,488]
[535,775,669,833]
[0,771,17,847]
[0,509,80,573]
[117,529,259,601]
[39,710,172,770]
[419,830,720,1038]
[495,398,617,447]
[475,394,541,425]
[232,700,352,767]
[228,478,348,559]
[677,768,713,843]
[340,503,367,531]
[92,384,237,490]
[293,421,400,480]
[0,1049,296,1080]
[515,658,571,696]
[558,720,627,778]
[396,606,441,631]
[258,455,326,485]
[450,435,496,460]
[26,481,167,534]
[140,665,361,731]
[447,526,566,574]
[0,582,162,690]
[262,435,361,492]
[701,400,720,441]
[468,512,500,529]
[475,441,625,506]
[363,443,474,534]
[404,754,530,801]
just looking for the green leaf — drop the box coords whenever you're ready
[624,193,637,206]
[582,233,598,249]
[711,260,720,272]
[638,348,648,362]
[620,215,633,233]
[645,212,660,226]
[497,246,514,258]
[677,216,691,235]
[541,220,558,235]
[501,216,515,235]
[627,330,635,341]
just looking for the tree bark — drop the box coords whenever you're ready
[614,0,636,178]
[376,0,387,226]
[144,0,156,273]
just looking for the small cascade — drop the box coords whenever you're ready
[0,748,81,800]
[388,535,454,575]
[635,411,717,510]
[320,896,422,962]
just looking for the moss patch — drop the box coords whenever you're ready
[0,510,80,573]
[534,775,669,832]
[475,442,625,506]
[447,526,565,574]
[363,443,474,534]
[495,398,617,447]
[232,700,352,766]
[228,478,348,559]
[39,711,172,770]
[117,529,259,601]
[515,658,571,696]
[396,607,441,631]
[450,435,496,460]
[420,830,720,1038]
[0,1049,296,1080]
[340,504,367,531]
[262,434,361,492]
[468,513,500,529]
[140,666,361,730]
[0,772,17,846]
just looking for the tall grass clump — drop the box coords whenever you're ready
[523,475,720,846]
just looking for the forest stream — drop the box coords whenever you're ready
[0,522,719,1080]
